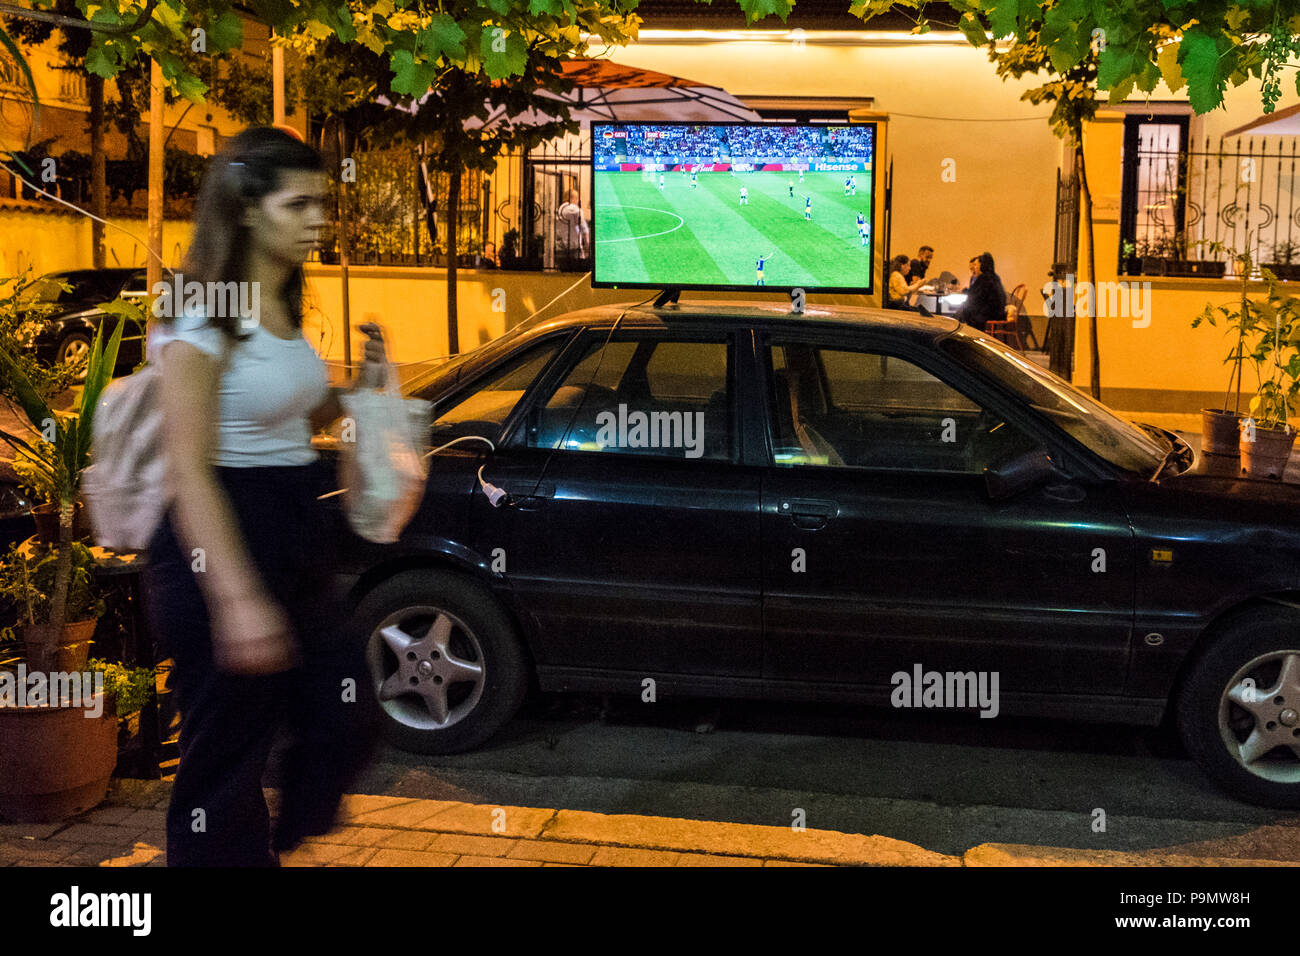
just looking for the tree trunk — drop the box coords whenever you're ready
[336,120,352,380]
[446,166,460,356]
[48,499,74,628]
[1076,139,1101,400]
[88,73,106,269]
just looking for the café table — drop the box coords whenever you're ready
[915,288,967,316]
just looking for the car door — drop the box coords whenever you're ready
[484,326,763,679]
[758,330,1136,701]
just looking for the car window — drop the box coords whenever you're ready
[940,331,1165,476]
[519,335,732,461]
[428,340,563,440]
[766,342,1037,474]
[121,271,150,296]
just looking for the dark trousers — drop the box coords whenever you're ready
[144,465,380,866]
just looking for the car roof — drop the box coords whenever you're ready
[42,268,140,280]
[411,301,962,399]
[516,299,961,339]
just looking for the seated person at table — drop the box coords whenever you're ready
[909,244,935,282]
[955,252,1007,332]
[887,254,924,311]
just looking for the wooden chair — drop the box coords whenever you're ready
[986,284,1038,351]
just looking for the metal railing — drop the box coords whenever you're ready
[315,133,592,272]
[1122,137,1300,274]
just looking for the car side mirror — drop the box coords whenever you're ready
[984,449,1060,500]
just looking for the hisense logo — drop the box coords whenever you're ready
[49,886,151,936]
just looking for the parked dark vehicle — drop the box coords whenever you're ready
[16,268,160,380]
[0,466,33,551]
[323,301,1300,808]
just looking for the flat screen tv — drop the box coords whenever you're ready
[591,121,877,295]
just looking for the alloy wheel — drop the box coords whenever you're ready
[366,604,486,731]
[1217,649,1300,784]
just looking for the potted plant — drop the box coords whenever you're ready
[0,540,104,672]
[1264,239,1300,282]
[0,320,126,821]
[1120,239,1141,276]
[1193,243,1258,457]
[10,440,87,544]
[1238,275,1300,478]
[0,651,155,823]
[1141,233,1227,278]
[90,657,157,741]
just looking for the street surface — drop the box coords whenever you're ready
[350,692,1300,862]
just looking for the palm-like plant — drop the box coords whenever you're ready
[0,320,123,627]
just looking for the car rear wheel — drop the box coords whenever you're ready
[353,569,529,755]
[1177,605,1300,807]
[57,332,92,381]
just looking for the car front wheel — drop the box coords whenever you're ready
[1177,605,1300,807]
[353,569,529,755]
[57,332,92,380]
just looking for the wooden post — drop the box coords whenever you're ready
[88,74,106,269]
[272,45,285,126]
[337,121,352,380]
[147,60,164,295]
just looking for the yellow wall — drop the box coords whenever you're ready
[300,265,876,366]
[0,206,194,277]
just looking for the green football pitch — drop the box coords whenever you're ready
[593,169,873,290]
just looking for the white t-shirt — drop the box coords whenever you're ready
[148,307,330,467]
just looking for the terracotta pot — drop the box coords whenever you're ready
[21,619,97,674]
[1202,408,1243,458]
[0,698,118,822]
[1240,422,1297,480]
[31,501,86,544]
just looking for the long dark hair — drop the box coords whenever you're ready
[176,126,325,339]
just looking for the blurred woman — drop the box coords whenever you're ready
[144,126,383,866]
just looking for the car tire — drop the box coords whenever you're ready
[1176,605,1300,807]
[56,332,92,381]
[353,568,529,755]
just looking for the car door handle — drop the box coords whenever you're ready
[497,480,554,510]
[1042,482,1085,503]
[498,480,554,497]
[779,498,838,530]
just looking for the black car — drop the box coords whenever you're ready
[17,268,160,378]
[329,301,1300,808]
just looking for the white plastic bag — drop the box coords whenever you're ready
[338,366,429,544]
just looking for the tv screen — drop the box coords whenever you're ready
[592,122,876,294]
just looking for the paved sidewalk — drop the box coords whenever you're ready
[0,780,1292,867]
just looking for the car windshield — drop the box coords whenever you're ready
[940,330,1166,476]
[405,312,559,398]
[18,272,118,307]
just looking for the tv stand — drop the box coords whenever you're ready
[653,288,681,309]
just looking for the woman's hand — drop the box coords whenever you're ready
[357,318,388,389]
[210,592,300,674]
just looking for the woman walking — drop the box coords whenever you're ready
[144,126,383,866]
